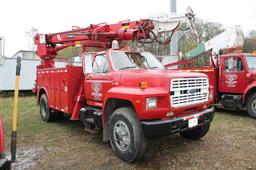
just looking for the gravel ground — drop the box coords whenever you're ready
[1,97,256,170]
[35,110,256,170]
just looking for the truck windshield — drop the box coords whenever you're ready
[110,51,163,70]
[246,56,256,70]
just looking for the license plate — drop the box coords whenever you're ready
[188,117,198,128]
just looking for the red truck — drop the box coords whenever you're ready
[166,26,256,118]
[34,12,215,162]
[0,118,11,169]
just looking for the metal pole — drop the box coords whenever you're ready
[170,0,178,56]
[11,57,21,162]
[0,37,5,65]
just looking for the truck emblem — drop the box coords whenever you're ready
[189,89,197,94]
[92,82,102,101]
[225,74,237,87]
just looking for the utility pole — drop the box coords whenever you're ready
[0,37,5,65]
[170,0,177,56]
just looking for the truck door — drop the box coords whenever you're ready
[219,56,246,93]
[84,53,113,107]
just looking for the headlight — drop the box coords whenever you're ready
[209,90,213,99]
[209,85,214,100]
[146,97,157,109]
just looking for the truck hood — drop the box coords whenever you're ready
[118,69,207,88]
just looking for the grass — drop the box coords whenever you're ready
[0,96,255,169]
[0,96,84,147]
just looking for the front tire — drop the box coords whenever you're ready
[39,94,54,122]
[246,93,256,119]
[109,107,146,162]
[180,123,211,140]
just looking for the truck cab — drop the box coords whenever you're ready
[164,24,256,119]
[219,53,256,117]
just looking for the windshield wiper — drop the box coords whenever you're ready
[119,66,137,70]
[149,66,160,69]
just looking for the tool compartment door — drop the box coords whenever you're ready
[54,70,61,110]
[66,66,83,114]
[60,69,68,113]
[48,70,55,108]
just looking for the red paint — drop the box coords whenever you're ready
[168,53,256,107]
[0,118,4,154]
[37,66,84,114]
[35,49,212,125]
[34,18,213,131]
[34,19,154,69]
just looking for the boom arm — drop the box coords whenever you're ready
[185,25,244,59]
[34,8,199,68]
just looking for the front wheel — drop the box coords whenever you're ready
[246,93,256,119]
[180,123,211,140]
[109,107,146,162]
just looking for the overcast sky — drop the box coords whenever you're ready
[0,0,255,57]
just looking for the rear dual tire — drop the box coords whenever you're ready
[39,94,63,122]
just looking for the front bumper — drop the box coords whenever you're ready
[0,158,11,170]
[141,106,215,137]
[0,153,11,170]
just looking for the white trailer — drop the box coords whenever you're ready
[0,36,67,92]
[0,58,66,91]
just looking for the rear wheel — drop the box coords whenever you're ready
[180,123,211,140]
[109,107,146,162]
[246,93,256,119]
[39,94,54,122]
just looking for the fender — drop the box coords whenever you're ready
[37,87,49,103]
[0,118,4,154]
[243,81,256,105]
[102,86,168,126]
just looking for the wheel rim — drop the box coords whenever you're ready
[251,99,256,113]
[40,100,47,118]
[113,120,131,152]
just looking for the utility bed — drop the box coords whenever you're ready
[36,65,83,114]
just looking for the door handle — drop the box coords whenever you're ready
[87,76,92,80]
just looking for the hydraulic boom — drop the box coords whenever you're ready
[34,8,199,68]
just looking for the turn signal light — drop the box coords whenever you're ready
[139,82,148,89]
[75,41,81,47]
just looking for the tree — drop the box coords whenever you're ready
[58,47,82,58]
[243,30,256,53]
[178,19,225,54]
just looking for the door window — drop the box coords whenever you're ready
[224,57,243,72]
[92,55,110,74]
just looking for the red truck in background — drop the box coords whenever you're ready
[0,118,11,169]
[33,10,215,162]
[166,26,256,118]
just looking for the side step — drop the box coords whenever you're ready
[80,107,102,133]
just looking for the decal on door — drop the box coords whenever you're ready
[92,82,102,101]
[225,74,237,87]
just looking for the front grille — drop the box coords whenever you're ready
[170,77,209,108]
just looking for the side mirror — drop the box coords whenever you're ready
[83,54,93,74]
